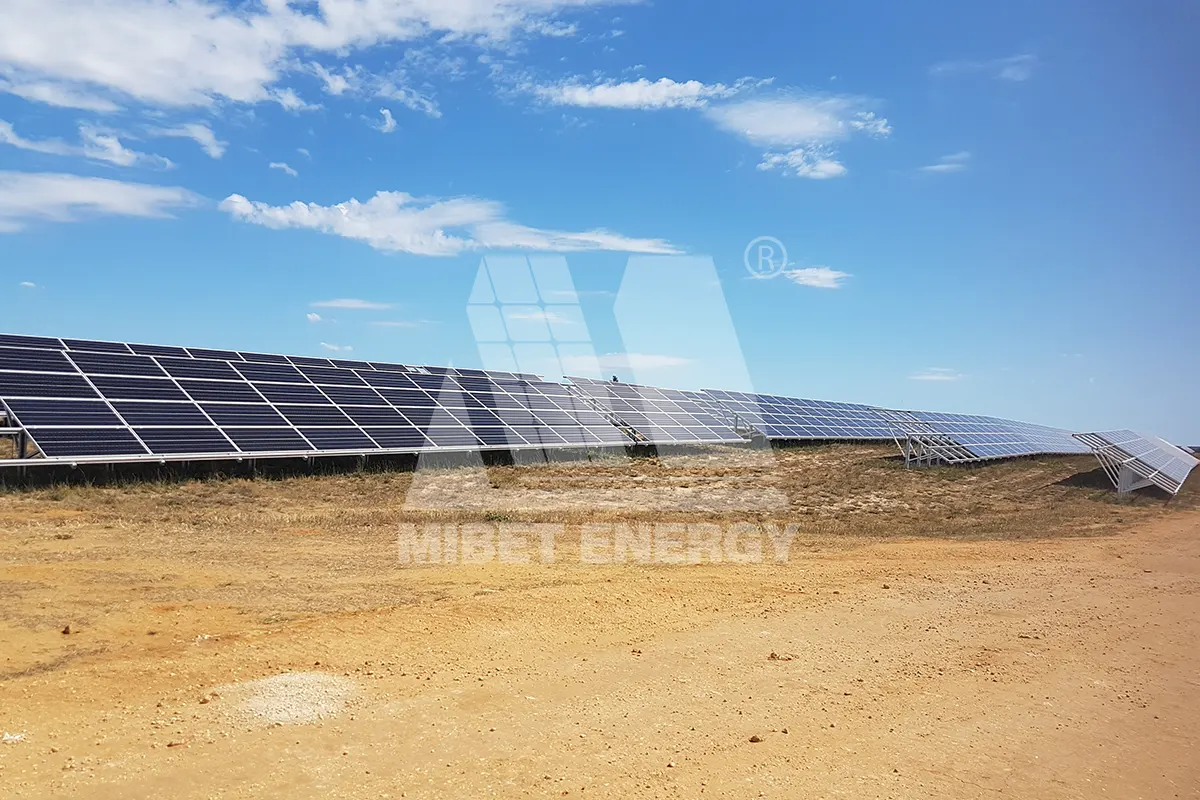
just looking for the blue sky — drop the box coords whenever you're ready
[0,0,1196,442]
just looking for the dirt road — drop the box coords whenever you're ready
[1,450,1197,798]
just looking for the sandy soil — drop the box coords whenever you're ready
[0,445,1197,798]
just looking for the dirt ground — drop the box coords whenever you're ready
[0,445,1198,798]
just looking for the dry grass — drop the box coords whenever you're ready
[3,443,1184,543]
[0,437,14,460]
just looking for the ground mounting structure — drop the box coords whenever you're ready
[1072,431,1199,496]
[0,333,1192,496]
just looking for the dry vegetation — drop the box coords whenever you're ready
[1,444,1198,798]
[0,437,14,460]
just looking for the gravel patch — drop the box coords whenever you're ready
[216,672,356,725]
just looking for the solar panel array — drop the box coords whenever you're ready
[0,334,628,461]
[700,390,896,440]
[1074,430,1199,495]
[0,333,1182,490]
[900,412,1090,462]
[566,377,745,445]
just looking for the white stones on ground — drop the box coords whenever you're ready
[215,672,356,726]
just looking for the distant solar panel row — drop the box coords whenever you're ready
[0,335,629,459]
[699,389,896,440]
[566,377,744,445]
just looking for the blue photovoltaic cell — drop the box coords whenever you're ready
[379,392,436,409]
[343,406,410,426]
[178,380,263,403]
[0,347,76,373]
[361,371,417,388]
[320,385,388,406]
[276,405,352,426]
[224,428,312,452]
[0,334,63,350]
[113,401,211,427]
[187,348,242,361]
[299,366,365,386]
[368,362,415,373]
[328,359,374,370]
[234,362,307,383]
[424,427,483,447]
[289,356,334,368]
[299,428,376,450]
[239,351,291,364]
[157,357,242,381]
[362,427,431,449]
[254,383,329,405]
[89,376,188,401]
[200,403,289,426]
[0,371,99,398]
[67,351,167,378]
[63,339,131,354]
[5,399,121,427]
[129,343,189,358]
[135,427,235,455]
[27,428,147,457]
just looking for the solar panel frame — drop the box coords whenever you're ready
[1074,430,1199,495]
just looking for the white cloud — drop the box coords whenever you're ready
[306,312,323,323]
[320,342,353,353]
[272,87,320,113]
[757,146,847,180]
[704,96,890,148]
[931,54,1037,82]
[311,299,393,310]
[0,171,198,232]
[19,281,37,288]
[920,151,970,173]
[377,82,441,118]
[704,95,890,179]
[376,108,397,133]
[150,123,226,158]
[530,76,761,110]
[909,367,964,382]
[782,266,850,289]
[0,0,628,111]
[0,78,119,112]
[268,161,298,177]
[79,125,173,168]
[561,352,691,372]
[1,119,171,168]
[221,189,680,256]
[297,147,311,159]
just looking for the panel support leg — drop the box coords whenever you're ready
[1116,464,1154,496]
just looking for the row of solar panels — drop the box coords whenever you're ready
[0,334,1194,496]
[0,332,541,382]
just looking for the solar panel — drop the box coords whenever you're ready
[0,334,642,462]
[1074,430,1199,495]
[63,338,132,354]
[877,408,1090,465]
[0,347,76,373]
[566,377,745,445]
[0,334,63,350]
[701,389,897,440]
